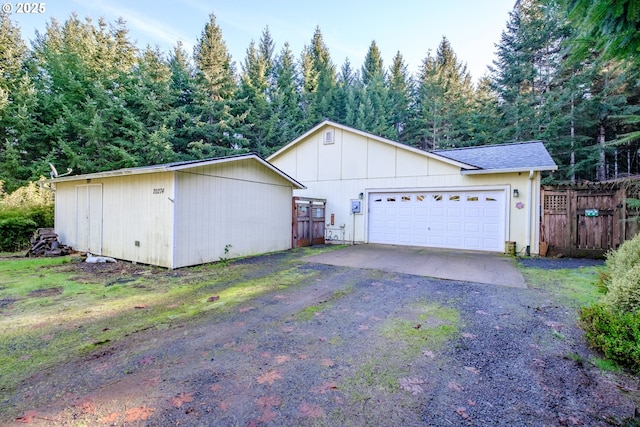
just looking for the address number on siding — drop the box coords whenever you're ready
[153,188,165,194]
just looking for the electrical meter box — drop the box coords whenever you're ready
[350,200,362,214]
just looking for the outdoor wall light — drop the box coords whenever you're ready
[513,189,519,198]
[359,192,364,199]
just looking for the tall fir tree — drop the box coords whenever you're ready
[359,41,394,138]
[409,37,474,149]
[270,42,303,152]
[300,27,337,127]
[0,12,34,190]
[237,28,277,156]
[191,13,247,157]
[387,51,412,142]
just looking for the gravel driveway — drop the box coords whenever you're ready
[3,249,638,426]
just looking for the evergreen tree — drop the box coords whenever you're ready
[336,58,361,128]
[466,76,501,146]
[0,12,34,190]
[191,13,247,157]
[166,42,199,156]
[300,27,337,127]
[359,41,394,138]
[29,14,145,175]
[270,42,303,152]
[409,37,474,149]
[237,28,277,156]
[387,51,412,142]
[563,0,640,66]
[128,46,176,165]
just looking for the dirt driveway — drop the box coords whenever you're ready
[3,248,638,426]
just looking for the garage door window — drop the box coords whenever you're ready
[449,195,460,201]
[467,196,479,202]
[401,195,411,202]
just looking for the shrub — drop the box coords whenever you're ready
[0,179,54,252]
[604,265,640,312]
[579,304,640,373]
[601,233,640,311]
[0,213,38,252]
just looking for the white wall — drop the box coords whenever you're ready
[54,172,175,267]
[271,124,542,255]
[172,158,294,268]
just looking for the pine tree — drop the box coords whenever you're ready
[409,37,474,149]
[29,14,145,174]
[237,28,276,156]
[270,42,303,152]
[0,12,34,190]
[387,51,412,142]
[300,27,337,127]
[166,42,199,156]
[191,13,247,157]
[128,46,176,165]
[336,58,361,127]
[359,41,394,137]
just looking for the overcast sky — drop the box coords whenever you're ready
[10,0,515,81]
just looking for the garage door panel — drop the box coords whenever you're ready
[369,190,506,252]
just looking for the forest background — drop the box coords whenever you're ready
[1,0,639,193]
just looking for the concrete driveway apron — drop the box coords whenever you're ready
[303,244,526,288]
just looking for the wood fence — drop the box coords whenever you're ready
[541,180,640,258]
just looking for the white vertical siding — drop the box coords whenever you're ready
[271,124,544,255]
[53,173,175,268]
[173,158,293,268]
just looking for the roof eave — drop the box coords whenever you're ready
[47,154,306,189]
[46,166,169,183]
[460,165,558,175]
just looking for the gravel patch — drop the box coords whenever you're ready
[2,251,637,427]
[518,256,605,270]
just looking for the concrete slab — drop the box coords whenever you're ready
[303,244,526,288]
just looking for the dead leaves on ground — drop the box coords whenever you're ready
[99,406,154,424]
[399,377,426,395]
[256,369,283,385]
[299,402,325,418]
[171,392,194,408]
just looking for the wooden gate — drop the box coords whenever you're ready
[541,184,628,258]
[292,197,326,248]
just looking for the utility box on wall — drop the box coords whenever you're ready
[350,199,362,214]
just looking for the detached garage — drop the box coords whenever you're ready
[268,121,557,256]
[49,154,304,268]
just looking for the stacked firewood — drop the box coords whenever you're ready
[27,228,72,257]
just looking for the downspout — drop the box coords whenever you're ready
[526,170,534,256]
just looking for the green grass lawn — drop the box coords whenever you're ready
[0,249,328,395]
[519,264,605,308]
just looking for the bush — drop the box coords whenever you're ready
[605,265,640,312]
[601,233,640,311]
[579,304,640,373]
[0,213,38,252]
[0,179,54,252]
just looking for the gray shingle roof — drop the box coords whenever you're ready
[433,141,557,172]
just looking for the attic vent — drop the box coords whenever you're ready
[323,129,334,144]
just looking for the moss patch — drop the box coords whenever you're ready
[0,248,326,395]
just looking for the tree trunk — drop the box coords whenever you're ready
[596,122,606,181]
[570,93,575,183]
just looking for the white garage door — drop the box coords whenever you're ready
[368,190,506,252]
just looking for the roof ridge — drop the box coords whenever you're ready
[433,140,543,152]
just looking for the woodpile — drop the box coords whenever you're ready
[27,228,72,257]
